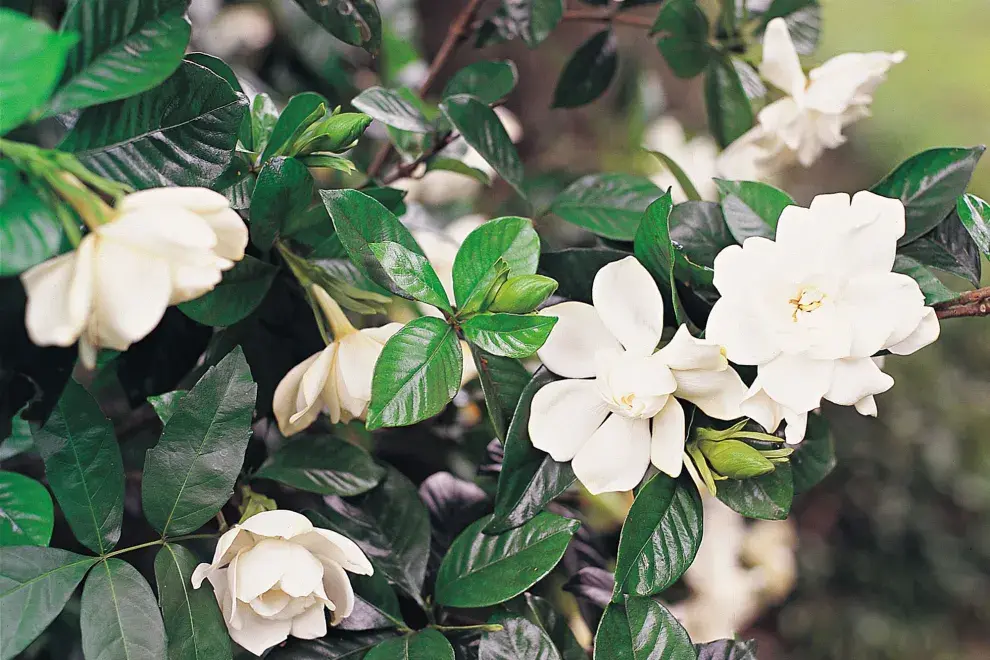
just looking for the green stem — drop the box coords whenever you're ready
[429,623,504,633]
[101,532,223,559]
[276,240,332,345]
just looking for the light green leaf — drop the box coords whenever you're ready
[0,163,64,276]
[440,95,527,198]
[353,86,433,133]
[463,313,557,359]
[551,173,663,241]
[452,216,540,308]
[0,471,53,547]
[366,629,454,660]
[259,92,327,163]
[594,597,696,660]
[426,157,492,184]
[443,60,519,104]
[80,559,167,660]
[714,178,795,242]
[254,433,386,497]
[179,256,277,327]
[552,29,618,109]
[369,241,452,311]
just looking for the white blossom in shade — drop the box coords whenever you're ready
[528,256,766,494]
[725,17,905,169]
[644,117,721,202]
[21,187,247,368]
[273,286,403,435]
[705,191,940,444]
[191,510,373,656]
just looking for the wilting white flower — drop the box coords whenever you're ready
[21,187,247,368]
[706,191,939,444]
[528,257,769,494]
[726,18,905,169]
[274,286,402,435]
[191,510,373,656]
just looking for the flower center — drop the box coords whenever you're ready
[594,350,675,420]
[789,286,826,322]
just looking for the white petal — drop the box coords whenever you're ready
[118,187,231,213]
[335,331,385,418]
[99,207,218,253]
[759,354,834,413]
[783,409,808,445]
[739,381,784,433]
[528,379,609,461]
[824,357,894,406]
[290,604,329,639]
[200,208,248,261]
[249,589,292,617]
[360,322,404,345]
[21,247,90,347]
[202,567,234,623]
[205,526,254,573]
[537,302,622,378]
[239,510,315,539]
[235,540,292,602]
[705,296,781,366]
[843,191,906,272]
[673,366,748,421]
[592,256,665,355]
[322,560,356,623]
[293,529,374,576]
[650,398,686,478]
[760,18,807,97]
[191,563,213,590]
[854,395,878,417]
[571,414,651,494]
[92,241,171,347]
[841,272,925,358]
[273,352,324,436]
[886,307,939,355]
[460,341,479,385]
[805,51,905,115]
[228,607,292,656]
[278,545,325,597]
[657,325,727,371]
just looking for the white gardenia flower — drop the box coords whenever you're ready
[191,510,373,656]
[645,117,722,202]
[528,256,768,494]
[274,286,403,435]
[726,18,905,169]
[705,191,940,444]
[21,187,247,368]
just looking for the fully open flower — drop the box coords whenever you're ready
[528,257,764,494]
[725,18,904,169]
[706,191,939,443]
[191,510,373,656]
[274,286,403,435]
[21,187,247,368]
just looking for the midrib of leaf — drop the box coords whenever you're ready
[62,402,109,555]
[452,530,569,581]
[163,544,200,659]
[102,561,134,660]
[0,557,95,599]
[372,323,454,425]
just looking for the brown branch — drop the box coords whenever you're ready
[380,131,460,185]
[934,287,990,319]
[561,8,655,29]
[366,0,487,180]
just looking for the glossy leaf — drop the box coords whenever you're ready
[148,391,186,425]
[436,512,579,607]
[60,61,247,189]
[539,247,628,303]
[419,472,491,586]
[443,60,519,104]
[269,631,399,659]
[292,0,382,52]
[260,91,327,163]
[0,547,97,660]
[251,156,315,248]
[452,217,540,308]
[33,379,125,554]
[80,559,167,660]
[336,570,406,632]
[893,254,957,305]
[184,52,241,93]
[154,544,232,660]
[870,146,985,245]
[552,29,618,109]
[367,317,462,429]
[653,0,711,78]
[463,313,557,359]
[480,613,562,660]
[716,462,793,520]
[0,163,63,276]
[441,95,527,199]
[594,597,696,660]
[552,174,664,241]
[49,0,191,115]
[516,594,585,660]
[487,369,576,533]
[254,433,386,497]
[714,179,795,243]
[369,241,452,311]
[0,410,34,462]
[483,0,564,48]
[634,192,691,326]
[705,55,755,149]
[668,201,734,290]
[0,471,53,547]
[790,413,836,494]
[179,256,276,327]
[142,347,257,536]
[957,193,990,255]
[472,348,532,442]
[696,639,759,660]
[899,212,982,287]
[612,474,702,600]
[366,629,454,660]
[758,0,821,55]
[353,86,432,133]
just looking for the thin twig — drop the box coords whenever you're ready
[380,131,460,185]
[561,8,655,29]
[934,287,990,319]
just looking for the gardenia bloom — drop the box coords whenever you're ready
[21,187,247,368]
[274,286,402,435]
[528,257,768,494]
[191,510,373,656]
[706,191,940,444]
[725,18,905,169]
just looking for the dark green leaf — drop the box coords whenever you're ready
[49,0,191,115]
[0,547,97,660]
[32,379,124,554]
[436,512,579,607]
[758,0,821,55]
[60,61,247,189]
[260,92,327,163]
[254,433,385,497]
[154,544,233,660]
[480,613,561,660]
[251,156,315,249]
[80,559,167,660]
[714,179,794,242]
[369,241,452,311]
[362,186,409,217]
[247,93,279,155]
[148,390,186,425]
[441,95,527,198]
[552,29,618,109]
[0,471,53,546]
[269,630,399,659]
[538,247,628,303]
[336,571,406,632]
[472,348,532,442]
[366,629,454,660]
[515,594,585,660]
[353,86,433,133]
[594,597,696,660]
[668,201,734,290]
[452,216,540,308]
[957,193,990,255]
[899,212,982,286]
[705,55,755,149]
[648,151,703,202]
[443,60,519,104]
[634,192,691,325]
[892,254,957,305]
[367,317,463,429]
[463,313,556,359]
[487,369,576,533]
[0,9,77,134]
[612,474,702,600]
[483,0,564,48]
[0,164,63,276]
[489,275,558,314]
[790,413,836,494]
[870,146,986,245]
[653,0,712,78]
[0,409,34,461]
[179,256,277,327]
[184,52,242,93]
[696,638,759,660]
[716,462,793,520]
[142,347,257,536]
[292,0,382,52]
[552,174,663,241]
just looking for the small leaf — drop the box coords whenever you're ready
[251,156,315,249]
[366,629,454,660]
[353,86,433,133]
[480,613,562,660]
[179,256,277,327]
[552,29,618,109]
[463,313,557,359]
[482,0,564,48]
[452,217,540,308]
[696,638,760,660]
[369,241,452,311]
[148,390,186,425]
[714,179,795,243]
[81,559,167,660]
[594,597,696,660]
[899,212,982,287]
[716,461,793,520]
[0,471,53,547]
[254,433,386,497]
[653,0,712,78]
[472,348,532,442]
[441,95,527,198]
[647,151,703,203]
[705,55,755,149]
[957,193,990,256]
[259,91,328,163]
[790,412,836,494]
[292,0,382,52]
[443,60,519,104]
[551,174,664,241]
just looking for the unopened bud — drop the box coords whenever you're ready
[699,439,775,480]
[489,275,558,313]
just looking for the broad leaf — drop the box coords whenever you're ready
[480,613,562,660]
[515,594,585,660]
[893,254,957,305]
[539,247,628,303]
[552,29,618,109]
[336,571,406,632]
[33,379,125,554]
[705,55,754,149]
[49,0,191,115]
[0,163,63,276]
[0,547,97,660]
[179,256,277,327]
[142,347,257,536]
[148,390,186,425]
[668,201,734,291]
[471,348,532,442]
[0,471,53,546]
[436,512,579,607]
[612,474,702,600]
[441,95,527,198]
[367,317,463,430]
[714,179,794,243]
[154,544,233,660]
[716,462,793,520]
[251,156,316,248]
[463,313,557,359]
[254,433,385,497]
[269,631,399,659]
[369,241,452,311]
[870,146,985,245]
[80,559,167,660]
[418,472,491,586]
[696,639,759,660]
[292,0,382,51]
[352,86,433,133]
[594,597,696,660]
[790,413,836,495]
[60,61,247,189]
[634,192,691,326]
[184,52,241,93]
[260,92,328,163]
[551,174,664,241]
[366,629,454,660]
[452,216,540,308]
[653,0,711,78]
[443,60,519,104]
[957,193,990,256]
[899,212,982,287]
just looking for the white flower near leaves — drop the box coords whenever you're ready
[274,286,402,435]
[21,187,247,368]
[706,191,939,444]
[191,510,373,656]
[528,257,766,494]
[645,117,722,202]
[726,18,905,169]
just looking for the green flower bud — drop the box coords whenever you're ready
[699,439,775,480]
[489,275,558,313]
[292,113,372,156]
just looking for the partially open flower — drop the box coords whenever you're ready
[21,187,247,368]
[191,510,373,656]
